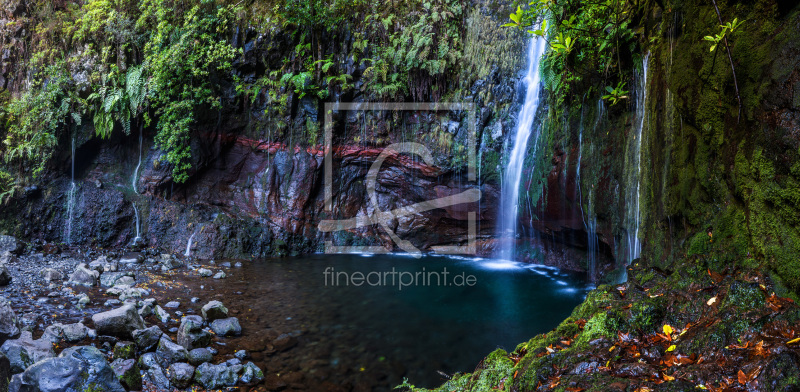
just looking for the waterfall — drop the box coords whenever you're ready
[132,201,141,244]
[65,138,76,244]
[132,125,142,194]
[184,228,197,257]
[496,35,547,261]
[625,54,650,264]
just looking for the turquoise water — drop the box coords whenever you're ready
[205,254,589,390]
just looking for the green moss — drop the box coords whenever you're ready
[723,281,765,312]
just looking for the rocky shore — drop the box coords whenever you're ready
[0,234,266,391]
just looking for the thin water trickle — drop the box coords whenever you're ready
[132,201,141,244]
[497,34,547,260]
[65,138,77,244]
[132,125,142,193]
[625,54,650,265]
[185,228,198,257]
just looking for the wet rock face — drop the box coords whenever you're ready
[8,345,125,392]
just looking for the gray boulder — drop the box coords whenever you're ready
[68,264,99,286]
[0,298,19,342]
[100,271,132,287]
[167,362,195,388]
[198,268,213,277]
[8,345,124,392]
[194,362,239,389]
[0,236,23,255]
[42,322,88,343]
[156,337,187,367]
[0,331,54,373]
[210,317,242,337]
[40,268,63,282]
[187,347,213,366]
[132,325,163,351]
[201,300,228,322]
[177,315,211,350]
[91,304,145,338]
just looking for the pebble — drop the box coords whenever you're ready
[213,272,226,279]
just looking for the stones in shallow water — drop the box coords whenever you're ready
[9,345,125,392]
[198,268,213,277]
[0,331,55,373]
[111,358,142,391]
[188,347,213,366]
[272,333,297,352]
[133,325,163,351]
[92,304,145,338]
[213,271,227,279]
[167,362,195,388]
[234,349,248,360]
[201,300,228,322]
[178,315,211,350]
[210,317,241,337]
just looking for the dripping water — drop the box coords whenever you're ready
[625,53,650,266]
[65,138,76,244]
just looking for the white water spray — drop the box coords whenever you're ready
[496,35,547,261]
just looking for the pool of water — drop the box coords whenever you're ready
[177,254,590,390]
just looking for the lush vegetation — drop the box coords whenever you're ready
[0,0,467,189]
